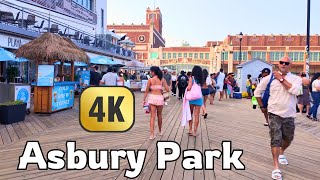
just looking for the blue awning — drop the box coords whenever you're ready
[0,48,29,62]
[90,56,124,66]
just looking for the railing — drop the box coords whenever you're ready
[0,1,136,59]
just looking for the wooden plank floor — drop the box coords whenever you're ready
[0,93,319,180]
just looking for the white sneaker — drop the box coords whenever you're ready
[278,155,288,165]
[165,102,168,106]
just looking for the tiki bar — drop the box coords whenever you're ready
[15,33,89,113]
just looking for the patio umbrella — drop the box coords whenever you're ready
[125,60,144,68]
[0,48,29,62]
[90,56,124,66]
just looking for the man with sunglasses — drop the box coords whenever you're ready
[254,56,302,180]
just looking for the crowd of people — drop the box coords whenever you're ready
[141,56,319,180]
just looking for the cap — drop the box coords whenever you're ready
[261,68,271,74]
[163,67,168,70]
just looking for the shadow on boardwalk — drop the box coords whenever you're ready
[0,93,319,180]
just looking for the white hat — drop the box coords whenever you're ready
[163,67,168,70]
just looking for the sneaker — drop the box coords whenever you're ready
[165,102,168,105]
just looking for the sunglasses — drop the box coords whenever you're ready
[279,61,290,66]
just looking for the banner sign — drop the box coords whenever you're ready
[52,84,75,111]
[37,65,54,86]
[15,85,31,109]
[80,70,90,87]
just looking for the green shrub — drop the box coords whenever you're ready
[6,66,20,82]
[0,100,25,106]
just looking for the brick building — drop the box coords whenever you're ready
[107,7,165,64]
[109,8,320,74]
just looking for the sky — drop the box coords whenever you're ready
[107,0,320,47]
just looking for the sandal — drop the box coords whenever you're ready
[192,132,199,137]
[149,135,156,140]
[159,131,163,136]
[204,113,208,119]
[278,155,288,165]
[264,123,269,126]
[187,131,193,136]
[271,169,282,180]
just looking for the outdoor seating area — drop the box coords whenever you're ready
[0,1,136,59]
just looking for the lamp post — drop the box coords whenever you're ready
[238,32,243,64]
[306,0,310,78]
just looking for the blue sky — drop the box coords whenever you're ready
[107,0,320,47]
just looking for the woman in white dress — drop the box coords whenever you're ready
[171,71,177,96]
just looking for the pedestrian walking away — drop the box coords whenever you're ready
[187,66,204,137]
[307,72,320,121]
[143,66,169,140]
[177,70,189,100]
[255,56,302,180]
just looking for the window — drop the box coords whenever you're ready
[221,52,228,60]
[163,53,167,59]
[270,52,285,61]
[74,0,93,11]
[173,53,177,58]
[205,53,209,59]
[310,52,320,62]
[101,9,104,28]
[183,53,187,58]
[233,52,248,61]
[194,53,198,59]
[288,52,304,61]
[178,53,182,58]
[168,53,172,59]
[251,51,266,61]
[199,53,204,59]
[189,53,193,58]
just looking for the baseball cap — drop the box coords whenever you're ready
[163,67,168,70]
[261,68,271,74]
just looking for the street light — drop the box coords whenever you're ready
[238,32,243,64]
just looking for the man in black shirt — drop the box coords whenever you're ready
[177,70,189,100]
[90,65,102,86]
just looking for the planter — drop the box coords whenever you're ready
[0,103,27,124]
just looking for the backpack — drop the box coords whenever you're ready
[179,75,188,88]
[262,74,274,108]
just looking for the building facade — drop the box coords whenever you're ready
[108,7,165,64]
[108,7,320,74]
[0,0,137,82]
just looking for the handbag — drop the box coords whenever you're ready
[262,74,274,108]
[186,79,202,101]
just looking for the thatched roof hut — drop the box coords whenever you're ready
[15,33,89,64]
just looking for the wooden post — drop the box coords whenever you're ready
[71,61,75,81]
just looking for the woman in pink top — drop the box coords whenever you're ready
[143,66,169,140]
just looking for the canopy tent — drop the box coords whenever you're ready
[0,48,29,62]
[125,60,144,68]
[90,56,124,66]
[54,61,88,67]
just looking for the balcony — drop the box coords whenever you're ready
[0,1,136,61]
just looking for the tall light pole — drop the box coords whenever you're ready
[238,32,243,64]
[306,0,310,78]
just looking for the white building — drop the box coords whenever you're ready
[236,59,274,92]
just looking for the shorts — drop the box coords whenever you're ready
[148,94,164,106]
[217,84,223,92]
[201,88,210,96]
[268,113,295,147]
[223,84,227,90]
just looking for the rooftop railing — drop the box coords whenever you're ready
[0,1,136,59]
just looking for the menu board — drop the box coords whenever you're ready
[52,84,75,111]
[37,65,54,86]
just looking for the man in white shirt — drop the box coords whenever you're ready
[215,68,225,101]
[255,56,302,180]
[100,68,118,86]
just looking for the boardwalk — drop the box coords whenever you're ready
[0,92,320,180]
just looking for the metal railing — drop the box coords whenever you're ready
[0,1,136,59]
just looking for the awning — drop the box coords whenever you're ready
[125,60,144,68]
[90,56,124,66]
[0,48,29,62]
